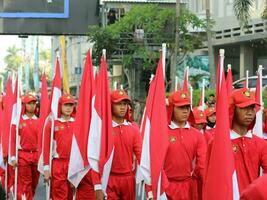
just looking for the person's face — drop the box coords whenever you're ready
[208,113,216,123]
[25,101,37,114]
[193,123,205,131]
[233,105,256,127]
[112,100,128,119]
[61,103,74,117]
[172,105,191,123]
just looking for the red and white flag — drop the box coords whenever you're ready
[226,64,233,97]
[0,93,5,170]
[203,50,239,200]
[38,58,62,174]
[87,55,114,192]
[252,66,263,138]
[138,55,169,199]
[68,50,95,187]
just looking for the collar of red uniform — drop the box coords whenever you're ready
[168,121,190,129]
[22,114,38,120]
[230,129,253,139]
[112,120,130,127]
[263,133,267,140]
[206,125,216,130]
[58,117,75,123]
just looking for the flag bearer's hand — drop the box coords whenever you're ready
[95,190,105,200]
[11,160,17,168]
[44,170,51,185]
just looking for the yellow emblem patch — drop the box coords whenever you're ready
[243,91,250,98]
[119,90,124,95]
[169,136,177,143]
[181,93,186,99]
[59,125,65,130]
[232,145,238,153]
[199,113,204,118]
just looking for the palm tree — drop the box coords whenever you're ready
[4,45,22,71]
[234,0,267,26]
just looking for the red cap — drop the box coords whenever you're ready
[192,107,207,124]
[169,90,191,107]
[59,93,75,105]
[111,89,130,103]
[205,107,216,117]
[22,94,37,104]
[230,88,259,108]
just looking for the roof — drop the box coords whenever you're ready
[101,0,176,3]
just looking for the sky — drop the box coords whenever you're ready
[0,35,51,72]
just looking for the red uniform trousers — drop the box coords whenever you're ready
[76,172,95,200]
[107,173,136,200]
[16,150,39,200]
[166,178,198,200]
[0,168,5,187]
[51,159,73,200]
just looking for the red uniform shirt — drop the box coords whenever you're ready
[110,121,142,175]
[43,118,74,168]
[10,115,39,158]
[164,121,207,181]
[230,130,267,193]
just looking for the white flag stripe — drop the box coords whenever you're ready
[68,135,90,187]
[101,147,114,192]
[51,87,61,119]
[232,170,240,200]
[88,96,101,173]
[253,111,263,138]
[139,117,151,185]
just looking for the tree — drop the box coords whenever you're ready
[234,0,267,26]
[4,45,22,71]
[88,4,206,96]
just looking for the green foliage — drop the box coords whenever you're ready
[4,45,22,71]
[88,4,206,69]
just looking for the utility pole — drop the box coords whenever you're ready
[206,0,215,88]
[171,0,180,91]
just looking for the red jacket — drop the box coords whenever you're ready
[10,115,39,158]
[43,117,74,169]
[230,130,267,193]
[164,121,207,181]
[110,120,142,175]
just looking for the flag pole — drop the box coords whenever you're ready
[162,43,166,79]
[246,70,249,89]
[190,84,193,110]
[14,73,21,200]
[113,81,117,90]
[46,114,55,200]
[259,65,263,109]
[175,76,178,91]
[227,64,231,72]
[201,79,205,110]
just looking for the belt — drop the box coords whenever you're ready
[19,149,38,153]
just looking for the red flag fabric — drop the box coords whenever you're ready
[87,55,114,192]
[38,72,50,159]
[203,52,239,200]
[226,67,233,97]
[2,78,13,162]
[68,50,95,187]
[38,58,62,174]
[252,71,263,138]
[139,55,169,198]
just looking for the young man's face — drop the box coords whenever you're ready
[61,103,74,117]
[234,105,256,127]
[208,113,216,123]
[172,105,190,123]
[112,100,128,119]
[193,123,205,131]
[25,101,37,114]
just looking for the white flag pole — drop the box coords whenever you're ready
[246,70,249,89]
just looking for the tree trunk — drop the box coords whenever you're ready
[206,0,215,88]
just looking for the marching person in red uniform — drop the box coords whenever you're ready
[106,89,142,200]
[229,88,267,193]
[10,93,40,200]
[43,94,75,200]
[204,107,216,144]
[164,90,206,200]
[190,107,207,133]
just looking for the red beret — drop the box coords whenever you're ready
[111,89,130,103]
[22,94,37,104]
[169,90,191,107]
[230,88,259,108]
[59,94,75,105]
[205,107,216,117]
[192,107,207,124]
